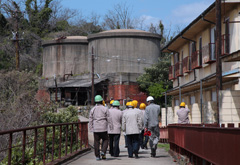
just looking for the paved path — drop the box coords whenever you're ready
[63,119,176,165]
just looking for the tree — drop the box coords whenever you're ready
[102,2,136,29]
[137,55,172,106]
[25,0,53,37]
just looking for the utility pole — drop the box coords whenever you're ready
[91,47,95,105]
[216,0,222,124]
[12,9,20,70]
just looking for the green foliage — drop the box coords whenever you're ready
[25,0,53,37]
[158,143,170,152]
[42,105,79,124]
[148,82,168,102]
[137,55,172,106]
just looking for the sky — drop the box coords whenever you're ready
[61,0,215,32]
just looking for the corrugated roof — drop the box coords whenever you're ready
[49,77,108,88]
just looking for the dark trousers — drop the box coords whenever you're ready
[94,132,108,157]
[143,135,149,148]
[139,130,149,149]
[126,134,139,157]
[124,135,128,147]
[109,134,120,157]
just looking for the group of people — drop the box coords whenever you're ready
[89,95,160,160]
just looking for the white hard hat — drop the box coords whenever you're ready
[146,96,154,102]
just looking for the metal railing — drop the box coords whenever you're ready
[168,65,175,80]
[159,127,168,143]
[202,43,216,64]
[182,56,191,73]
[174,62,183,77]
[222,34,230,56]
[191,50,202,69]
[168,123,240,165]
[0,121,89,165]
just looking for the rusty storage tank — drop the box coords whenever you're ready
[87,29,161,82]
[42,36,88,79]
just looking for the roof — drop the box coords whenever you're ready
[88,29,161,40]
[49,77,108,88]
[161,1,240,53]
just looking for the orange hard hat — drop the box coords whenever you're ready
[139,103,146,110]
[132,100,138,108]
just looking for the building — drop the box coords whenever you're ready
[38,29,161,105]
[161,0,240,127]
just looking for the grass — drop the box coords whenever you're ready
[158,143,170,152]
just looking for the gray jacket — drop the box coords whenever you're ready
[122,108,143,135]
[89,104,113,132]
[177,108,190,124]
[108,107,123,134]
[144,103,160,129]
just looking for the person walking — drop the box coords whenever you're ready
[139,103,149,149]
[122,102,143,158]
[177,102,190,124]
[122,101,131,148]
[144,96,160,157]
[108,100,123,157]
[89,95,113,161]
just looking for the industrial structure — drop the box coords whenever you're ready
[38,29,161,105]
[161,0,240,126]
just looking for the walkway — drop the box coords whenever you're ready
[63,116,176,165]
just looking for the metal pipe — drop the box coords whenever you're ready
[216,0,222,124]
[201,15,215,25]
[165,92,168,126]
[52,126,55,161]
[8,133,12,165]
[200,80,203,123]
[22,130,26,164]
[91,47,95,105]
[181,36,196,43]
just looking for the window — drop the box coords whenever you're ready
[175,99,179,107]
[190,96,195,105]
[210,26,216,60]
[225,17,230,54]
[212,91,216,102]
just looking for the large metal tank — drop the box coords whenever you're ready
[87,29,161,82]
[42,36,88,78]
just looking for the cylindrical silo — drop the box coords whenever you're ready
[42,36,88,79]
[87,29,161,82]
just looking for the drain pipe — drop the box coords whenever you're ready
[165,92,167,126]
[200,73,216,123]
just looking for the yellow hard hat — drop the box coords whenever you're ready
[126,102,134,108]
[102,100,106,106]
[180,102,185,107]
[110,100,114,105]
[139,103,146,110]
[132,100,138,108]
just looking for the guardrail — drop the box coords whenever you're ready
[159,127,168,143]
[168,123,240,165]
[0,121,89,165]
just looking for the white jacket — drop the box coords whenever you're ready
[122,108,143,135]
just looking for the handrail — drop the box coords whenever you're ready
[0,121,89,165]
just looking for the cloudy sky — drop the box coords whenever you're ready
[61,0,215,32]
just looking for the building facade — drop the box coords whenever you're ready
[39,29,161,105]
[161,0,240,127]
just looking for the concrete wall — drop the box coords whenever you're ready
[42,37,89,78]
[220,90,240,127]
[88,30,161,81]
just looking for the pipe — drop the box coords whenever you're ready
[199,73,216,124]
[181,36,196,43]
[201,14,215,25]
[165,92,167,126]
